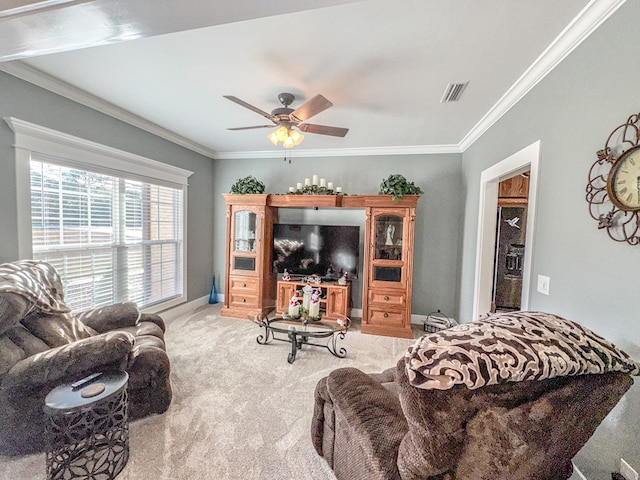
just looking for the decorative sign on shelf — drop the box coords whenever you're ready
[287,174,343,195]
[586,112,640,245]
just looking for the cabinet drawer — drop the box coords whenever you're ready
[228,292,258,308]
[367,308,406,327]
[229,276,258,293]
[368,290,406,307]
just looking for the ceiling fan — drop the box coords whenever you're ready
[224,92,349,148]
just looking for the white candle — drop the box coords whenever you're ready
[304,178,311,186]
[320,178,326,187]
[309,299,320,319]
[296,182,303,190]
[289,186,295,192]
[336,186,342,193]
[312,175,319,185]
[327,182,334,190]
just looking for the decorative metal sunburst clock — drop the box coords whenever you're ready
[586,112,640,245]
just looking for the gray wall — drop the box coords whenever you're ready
[458,1,640,476]
[0,70,216,303]
[212,154,463,318]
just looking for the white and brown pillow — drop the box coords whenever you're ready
[405,311,640,390]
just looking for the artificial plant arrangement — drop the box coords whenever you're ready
[230,176,266,194]
[378,174,423,201]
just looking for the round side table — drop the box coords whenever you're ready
[44,371,129,480]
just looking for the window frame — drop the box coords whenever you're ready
[5,117,194,313]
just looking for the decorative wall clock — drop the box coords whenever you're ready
[586,112,640,245]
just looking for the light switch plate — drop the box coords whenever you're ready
[537,274,550,295]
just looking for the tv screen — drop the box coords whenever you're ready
[273,224,360,279]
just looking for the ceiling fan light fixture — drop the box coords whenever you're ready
[290,129,304,146]
[275,126,288,142]
[267,126,304,148]
[226,92,344,148]
[268,131,279,145]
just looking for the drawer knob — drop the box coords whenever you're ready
[383,312,389,318]
[242,298,246,303]
[243,283,247,287]
[384,295,390,301]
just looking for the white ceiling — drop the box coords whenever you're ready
[0,0,626,159]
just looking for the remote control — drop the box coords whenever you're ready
[71,372,103,389]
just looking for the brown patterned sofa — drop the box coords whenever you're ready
[0,260,172,454]
[312,312,639,480]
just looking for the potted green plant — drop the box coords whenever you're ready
[378,174,423,201]
[230,176,265,194]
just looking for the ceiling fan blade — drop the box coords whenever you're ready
[291,94,333,122]
[227,125,276,131]
[299,123,349,137]
[224,95,276,122]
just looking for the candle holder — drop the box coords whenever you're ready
[285,181,345,195]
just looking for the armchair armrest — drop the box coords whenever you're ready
[76,302,141,333]
[325,367,408,480]
[4,331,135,391]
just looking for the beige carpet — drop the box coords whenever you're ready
[0,304,415,480]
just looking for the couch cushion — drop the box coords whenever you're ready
[405,311,640,390]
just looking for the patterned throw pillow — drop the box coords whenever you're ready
[405,311,640,390]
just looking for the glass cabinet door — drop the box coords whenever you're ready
[375,215,403,260]
[372,214,404,284]
[234,210,257,252]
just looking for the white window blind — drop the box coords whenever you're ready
[30,159,185,311]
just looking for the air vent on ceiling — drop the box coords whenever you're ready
[440,82,469,103]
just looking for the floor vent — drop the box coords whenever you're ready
[440,82,469,103]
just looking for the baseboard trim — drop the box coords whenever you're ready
[160,295,209,322]
[351,310,452,327]
[572,462,587,480]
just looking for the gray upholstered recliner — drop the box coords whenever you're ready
[312,311,639,480]
[0,260,172,455]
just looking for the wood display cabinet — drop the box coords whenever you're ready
[221,194,276,319]
[361,196,418,338]
[276,279,351,323]
[220,193,420,338]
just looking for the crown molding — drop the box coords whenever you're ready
[459,0,627,151]
[0,61,219,159]
[0,0,626,159]
[214,143,463,160]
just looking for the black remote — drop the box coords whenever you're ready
[71,372,103,389]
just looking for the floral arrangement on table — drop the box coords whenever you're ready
[285,174,344,195]
[378,174,423,201]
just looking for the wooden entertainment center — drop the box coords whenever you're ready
[221,193,420,338]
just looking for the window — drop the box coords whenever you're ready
[7,117,193,312]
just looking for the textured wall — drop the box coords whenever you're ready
[458,1,640,476]
[0,71,216,303]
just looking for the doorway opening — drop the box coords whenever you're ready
[491,172,530,313]
[472,141,540,321]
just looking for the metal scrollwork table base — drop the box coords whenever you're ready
[256,315,351,364]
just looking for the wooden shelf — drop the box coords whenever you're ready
[268,195,342,208]
[264,194,421,209]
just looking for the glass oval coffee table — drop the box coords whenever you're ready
[256,316,351,364]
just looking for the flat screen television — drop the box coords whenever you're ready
[273,224,360,279]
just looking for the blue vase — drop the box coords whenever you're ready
[208,275,218,304]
